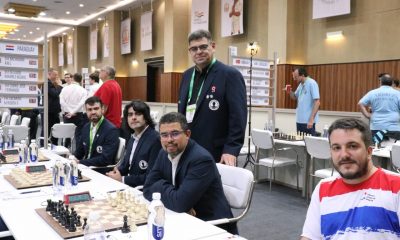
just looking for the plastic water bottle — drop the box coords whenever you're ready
[29,139,38,163]
[0,128,4,151]
[83,211,106,240]
[322,124,329,138]
[7,129,14,149]
[148,192,165,240]
[19,140,28,163]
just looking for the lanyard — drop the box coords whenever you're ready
[187,58,217,104]
[88,116,104,156]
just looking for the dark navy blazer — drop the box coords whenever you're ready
[74,118,119,166]
[178,60,247,161]
[143,139,237,233]
[117,127,161,187]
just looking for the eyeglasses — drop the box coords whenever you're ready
[160,130,184,139]
[188,44,209,53]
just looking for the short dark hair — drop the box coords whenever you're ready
[64,73,72,78]
[89,71,100,83]
[393,78,400,87]
[328,118,372,148]
[188,29,212,44]
[73,73,82,83]
[294,67,308,77]
[123,100,155,132]
[159,112,189,131]
[378,72,390,80]
[85,96,103,107]
[380,75,393,86]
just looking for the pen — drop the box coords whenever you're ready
[20,190,41,194]
[107,189,126,193]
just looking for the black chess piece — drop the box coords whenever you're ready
[121,215,130,233]
[76,215,82,227]
[78,169,82,179]
[82,217,87,230]
[46,199,52,212]
[68,215,76,232]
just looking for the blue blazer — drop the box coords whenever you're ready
[143,139,236,233]
[74,118,119,166]
[178,60,247,161]
[117,127,161,187]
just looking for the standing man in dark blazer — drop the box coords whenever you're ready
[178,29,247,166]
[73,96,119,167]
[106,100,161,187]
[144,112,237,234]
[47,68,62,145]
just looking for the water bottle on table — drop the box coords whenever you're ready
[0,128,4,151]
[29,139,38,163]
[148,192,165,240]
[322,124,329,138]
[7,129,14,149]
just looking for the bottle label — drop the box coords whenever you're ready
[152,225,164,240]
[71,176,78,186]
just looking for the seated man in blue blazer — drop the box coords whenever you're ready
[143,112,237,234]
[74,96,119,167]
[106,100,161,187]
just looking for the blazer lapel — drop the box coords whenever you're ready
[178,71,192,113]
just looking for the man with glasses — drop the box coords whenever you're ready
[144,112,237,234]
[178,29,247,166]
[106,100,161,187]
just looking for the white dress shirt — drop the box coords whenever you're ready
[168,151,184,186]
[59,82,87,114]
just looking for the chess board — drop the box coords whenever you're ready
[273,132,308,141]
[3,168,90,189]
[36,198,148,239]
[2,151,49,164]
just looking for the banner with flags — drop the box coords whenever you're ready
[141,11,153,51]
[121,18,131,55]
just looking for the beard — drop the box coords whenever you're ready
[334,157,369,180]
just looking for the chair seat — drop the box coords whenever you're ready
[259,157,297,168]
[314,168,340,179]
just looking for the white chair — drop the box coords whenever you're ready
[207,163,255,226]
[1,111,10,125]
[390,144,400,173]
[115,137,126,165]
[20,117,31,127]
[9,114,20,126]
[251,128,299,191]
[3,125,29,143]
[0,231,12,238]
[304,136,339,198]
[50,123,77,151]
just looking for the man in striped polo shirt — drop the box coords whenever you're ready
[301,118,400,240]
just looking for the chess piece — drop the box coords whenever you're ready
[82,217,88,230]
[78,169,83,179]
[68,215,76,232]
[121,215,130,233]
[76,215,82,227]
[46,199,52,212]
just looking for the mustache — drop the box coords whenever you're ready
[338,158,357,165]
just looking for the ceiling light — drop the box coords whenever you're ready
[66,11,70,15]
[4,3,47,18]
[9,31,15,34]
[79,4,84,7]
[97,17,103,21]
[36,27,40,30]
[39,11,46,16]
[23,34,26,38]
[8,8,16,13]
[29,31,33,34]
[14,29,19,32]
[62,32,66,35]
[17,38,20,40]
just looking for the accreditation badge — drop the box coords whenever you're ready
[186,104,196,123]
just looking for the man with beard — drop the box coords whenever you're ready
[106,100,161,187]
[143,112,237,234]
[73,96,119,167]
[301,118,400,240]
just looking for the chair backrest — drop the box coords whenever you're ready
[304,136,331,159]
[3,125,29,143]
[9,114,20,126]
[51,123,76,139]
[115,137,126,164]
[1,111,10,125]
[391,144,400,171]
[21,117,31,127]
[216,163,255,209]
[150,111,159,122]
[251,128,274,150]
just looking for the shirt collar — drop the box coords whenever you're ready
[131,125,149,141]
[168,150,184,165]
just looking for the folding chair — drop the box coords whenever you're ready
[1,111,10,125]
[20,117,31,127]
[251,128,299,191]
[207,163,255,226]
[50,123,77,152]
[391,144,400,173]
[9,114,20,126]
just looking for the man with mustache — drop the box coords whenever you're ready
[73,96,119,167]
[301,118,400,240]
[143,112,237,234]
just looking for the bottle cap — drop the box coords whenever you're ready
[31,139,36,143]
[152,192,161,200]
[21,140,26,144]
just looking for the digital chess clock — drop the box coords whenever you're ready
[64,191,92,204]
[25,164,46,173]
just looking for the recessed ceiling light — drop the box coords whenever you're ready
[17,38,21,40]
[62,32,66,35]
[39,11,46,16]
[23,35,26,38]
[33,0,37,2]
[29,31,33,34]
[79,4,84,7]
[9,32,15,35]
[97,17,103,21]
[66,11,70,15]
[36,27,40,30]
[8,8,15,13]
[14,29,19,32]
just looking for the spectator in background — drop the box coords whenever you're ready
[94,66,122,129]
[47,68,62,145]
[62,73,73,87]
[59,73,88,148]
[392,78,400,91]
[88,71,101,97]
[358,74,400,140]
